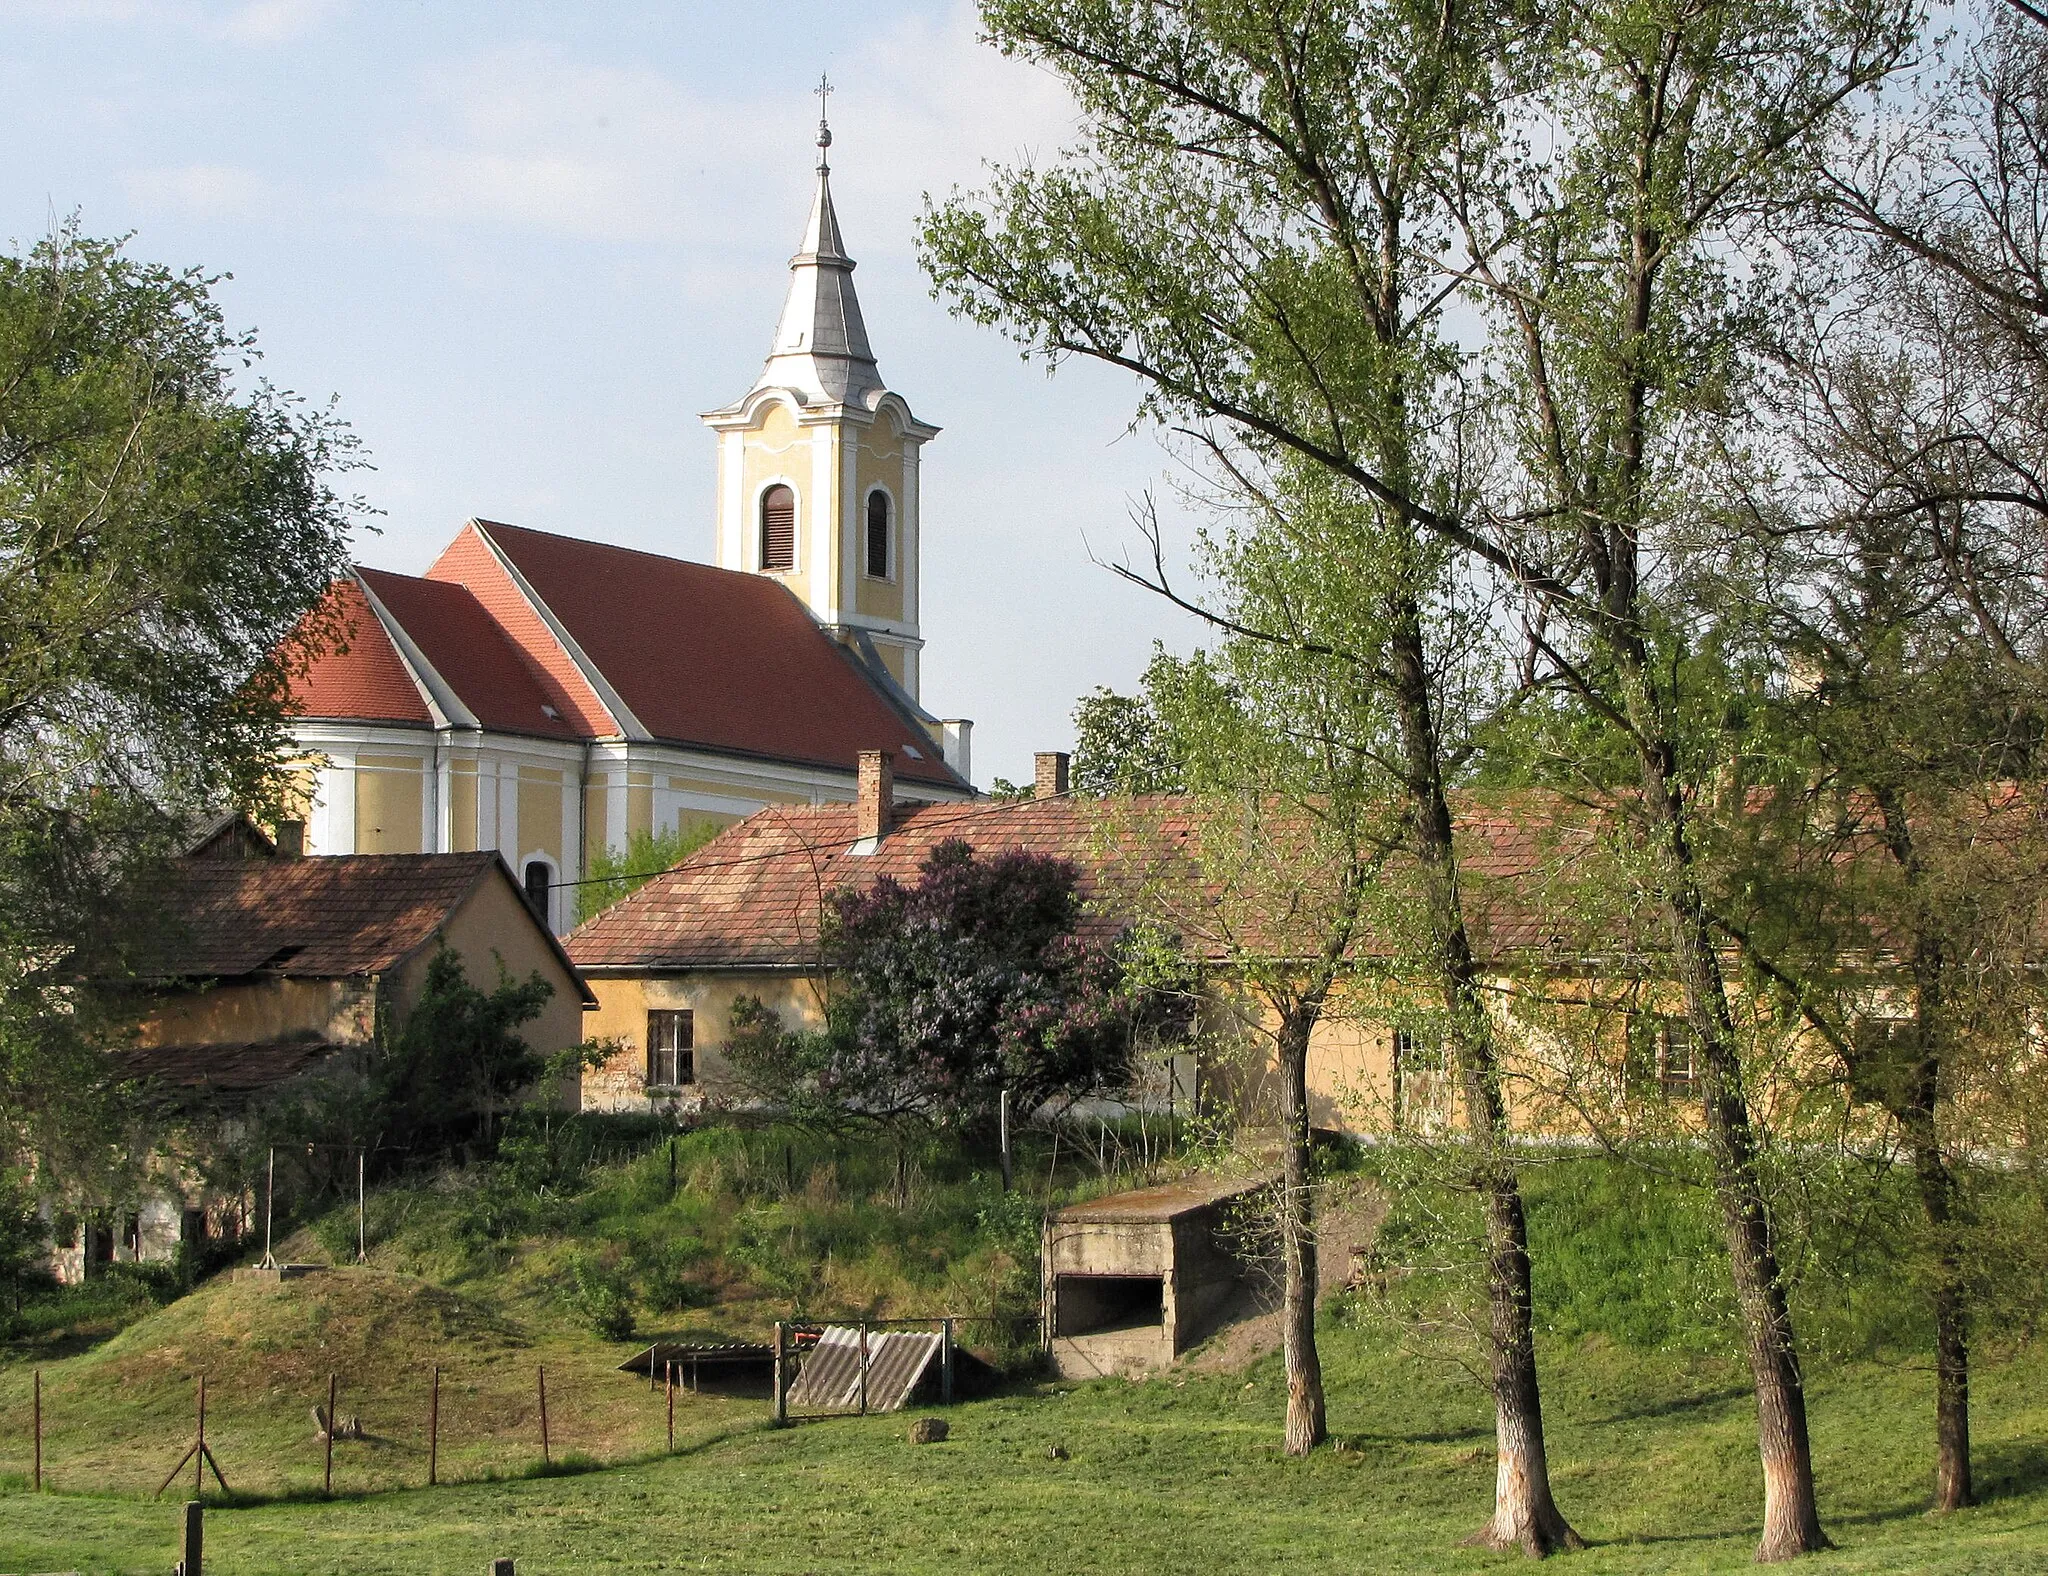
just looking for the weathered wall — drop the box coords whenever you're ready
[580,969,828,1114]
[137,977,376,1048]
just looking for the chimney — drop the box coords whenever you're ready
[1034,752,1071,799]
[273,819,306,858]
[856,750,895,845]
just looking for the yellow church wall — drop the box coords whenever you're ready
[852,422,906,623]
[580,971,827,1113]
[874,643,908,685]
[582,771,607,870]
[627,772,655,840]
[356,754,424,854]
[740,400,815,604]
[448,759,479,853]
[517,766,564,869]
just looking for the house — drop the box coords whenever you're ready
[60,845,594,1281]
[564,750,1170,1114]
[275,115,973,933]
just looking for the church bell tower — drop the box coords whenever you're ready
[701,85,940,705]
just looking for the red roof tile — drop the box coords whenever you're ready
[564,791,1607,973]
[285,579,432,726]
[117,1040,347,1093]
[466,520,965,788]
[356,567,583,741]
[424,523,620,737]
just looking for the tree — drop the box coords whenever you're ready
[375,948,556,1160]
[925,0,1582,1534]
[1072,666,1184,794]
[726,839,1182,1135]
[576,821,726,926]
[0,225,358,1169]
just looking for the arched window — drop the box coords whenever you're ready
[759,484,797,573]
[864,489,891,579]
[523,860,551,918]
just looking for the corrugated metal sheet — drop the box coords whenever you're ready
[785,1326,940,1413]
[619,1341,770,1377]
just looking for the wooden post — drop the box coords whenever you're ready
[179,1500,203,1576]
[262,1148,275,1268]
[665,1361,674,1452]
[324,1372,337,1494]
[772,1322,787,1425]
[491,1560,514,1576]
[32,1368,41,1492]
[1000,1089,1012,1193]
[940,1319,954,1406]
[428,1365,440,1487]
[195,1374,206,1498]
[356,1150,367,1264]
[537,1365,550,1467]
[857,1322,868,1418]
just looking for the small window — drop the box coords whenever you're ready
[523,860,551,918]
[647,1009,695,1088]
[1657,1018,1700,1098]
[1393,1028,1453,1132]
[760,484,797,573]
[865,489,891,579]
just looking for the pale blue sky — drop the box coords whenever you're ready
[0,0,1202,787]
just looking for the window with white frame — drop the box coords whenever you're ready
[647,1009,694,1088]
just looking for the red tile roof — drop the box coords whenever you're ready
[144,852,594,1003]
[117,1040,347,1094]
[285,578,432,726]
[425,523,619,737]
[462,520,965,788]
[564,791,1607,973]
[356,567,583,741]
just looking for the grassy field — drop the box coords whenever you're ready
[0,1129,2042,1573]
[1,1323,2045,1573]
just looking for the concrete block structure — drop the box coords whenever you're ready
[1042,1175,1263,1378]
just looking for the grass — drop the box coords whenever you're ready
[0,1129,2042,1572]
[0,1325,2045,1573]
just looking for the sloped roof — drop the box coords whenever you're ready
[565,791,1607,974]
[468,520,966,788]
[117,1040,345,1094]
[356,567,583,742]
[144,852,594,1002]
[285,578,431,726]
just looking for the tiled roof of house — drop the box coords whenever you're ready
[143,852,593,1004]
[356,567,584,741]
[464,520,965,788]
[117,1040,347,1094]
[565,791,1609,973]
[285,577,432,726]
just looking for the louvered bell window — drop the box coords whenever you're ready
[865,489,890,579]
[760,484,797,573]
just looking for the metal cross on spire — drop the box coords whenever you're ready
[814,72,834,173]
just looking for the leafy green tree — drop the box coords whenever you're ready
[726,839,1188,1135]
[576,821,726,926]
[1072,663,1184,795]
[0,225,357,1170]
[375,948,556,1160]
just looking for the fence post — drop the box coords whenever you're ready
[665,1361,674,1452]
[772,1322,787,1425]
[428,1365,440,1487]
[324,1373,337,1494]
[537,1365,550,1467]
[940,1319,953,1406]
[195,1374,206,1499]
[1000,1089,1012,1192]
[857,1323,868,1418]
[32,1368,41,1492]
[356,1150,367,1264]
[178,1500,203,1576]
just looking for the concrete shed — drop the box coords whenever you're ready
[1042,1175,1263,1378]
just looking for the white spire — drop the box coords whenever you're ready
[754,78,883,408]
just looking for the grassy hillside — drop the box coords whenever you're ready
[2,1326,2045,1573]
[1,1126,2043,1572]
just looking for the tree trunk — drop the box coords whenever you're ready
[1389,602,1581,1555]
[1632,716,1828,1562]
[1277,1009,1326,1457]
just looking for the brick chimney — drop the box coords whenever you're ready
[857,750,895,844]
[1034,752,1071,799]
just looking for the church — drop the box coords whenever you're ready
[281,111,975,932]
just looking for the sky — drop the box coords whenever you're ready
[0,0,1207,789]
